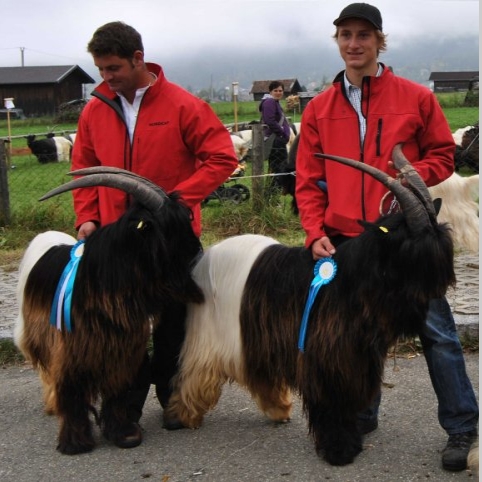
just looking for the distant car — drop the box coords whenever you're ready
[0,108,26,120]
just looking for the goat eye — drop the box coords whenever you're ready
[137,220,146,230]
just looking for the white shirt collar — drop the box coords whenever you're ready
[344,63,384,91]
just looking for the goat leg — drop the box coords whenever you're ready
[56,379,95,455]
[309,403,363,466]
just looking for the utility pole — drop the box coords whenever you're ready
[20,47,25,67]
[232,82,239,132]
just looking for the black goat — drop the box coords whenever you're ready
[163,144,455,466]
[14,167,204,454]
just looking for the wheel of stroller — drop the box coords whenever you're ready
[221,187,242,203]
[231,184,250,203]
[202,191,217,206]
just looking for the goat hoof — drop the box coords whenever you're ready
[57,423,95,455]
[104,421,143,449]
[163,414,187,431]
[322,441,363,466]
[57,439,95,455]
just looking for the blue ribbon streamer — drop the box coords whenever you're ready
[49,240,85,332]
[298,257,337,352]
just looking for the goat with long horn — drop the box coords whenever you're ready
[162,145,455,466]
[14,167,204,455]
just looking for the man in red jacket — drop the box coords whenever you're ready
[72,21,238,448]
[296,3,478,471]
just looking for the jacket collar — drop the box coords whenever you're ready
[93,62,165,100]
[333,62,388,85]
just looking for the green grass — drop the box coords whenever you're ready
[0,95,479,364]
[0,94,478,255]
[442,107,479,131]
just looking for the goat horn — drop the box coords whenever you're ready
[391,144,437,222]
[69,166,166,198]
[39,170,167,213]
[314,147,431,234]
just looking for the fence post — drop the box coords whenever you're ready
[0,141,11,226]
[251,124,264,212]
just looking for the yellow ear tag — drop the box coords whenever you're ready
[137,220,144,230]
[379,226,389,233]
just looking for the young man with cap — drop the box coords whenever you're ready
[295,3,478,472]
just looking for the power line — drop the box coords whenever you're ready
[1,46,85,66]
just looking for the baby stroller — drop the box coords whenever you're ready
[202,162,251,205]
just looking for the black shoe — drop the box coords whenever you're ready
[104,421,143,449]
[357,417,378,435]
[442,430,477,471]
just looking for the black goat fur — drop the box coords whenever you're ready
[16,193,204,454]
[165,208,455,466]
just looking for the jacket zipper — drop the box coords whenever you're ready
[94,90,133,210]
[376,118,383,157]
[360,77,371,221]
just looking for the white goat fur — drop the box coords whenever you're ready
[467,439,479,477]
[14,231,76,350]
[452,126,473,146]
[52,137,73,162]
[428,173,479,252]
[177,234,283,415]
[230,134,249,161]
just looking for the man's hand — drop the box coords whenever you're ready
[311,236,336,260]
[78,221,97,240]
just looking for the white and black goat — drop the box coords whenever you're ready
[162,145,455,466]
[14,168,204,455]
[453,124,479,173]
[26,134,72,163]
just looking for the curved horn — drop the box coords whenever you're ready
[39,170,167,213]
[69,167,165,197]
[314,151,431,234]
[391,144,437,221]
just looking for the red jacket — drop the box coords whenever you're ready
[296,65,455,248]
[72,63,238,237]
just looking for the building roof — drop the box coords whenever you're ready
[429,71,479,82]
[0,65,95,85]
[250,78,302,94]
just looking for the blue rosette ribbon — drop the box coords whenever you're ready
[49,240,85,332]
[298,257,337,352]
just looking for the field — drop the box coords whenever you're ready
[0,94,478,263]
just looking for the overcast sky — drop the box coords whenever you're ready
[1,0,479,85]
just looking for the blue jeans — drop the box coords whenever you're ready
[359,297,478,435]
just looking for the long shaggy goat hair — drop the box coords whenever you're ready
[428,172,479,253]
[14,168,204,455]
[162,145,456,466]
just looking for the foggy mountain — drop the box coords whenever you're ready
[155,35,478,95]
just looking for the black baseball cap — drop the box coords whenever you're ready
[333,3,383,31]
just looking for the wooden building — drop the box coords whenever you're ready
[250,78,304,101]
[0,65,95,117]
[429,71,479,92]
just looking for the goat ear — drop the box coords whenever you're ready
[358,219,393,235]
[357,219,375,230]
[433,198,442,216]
